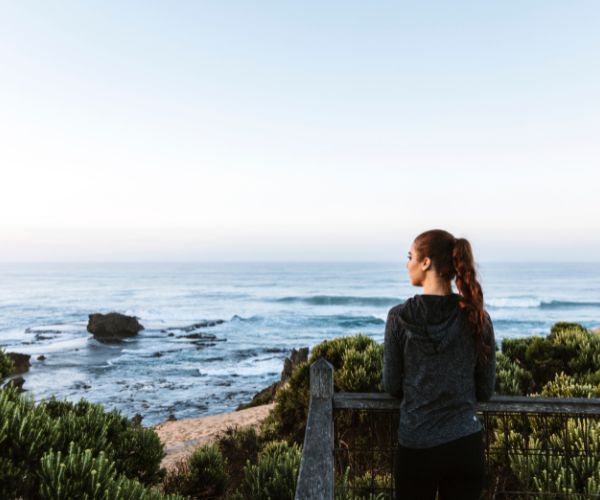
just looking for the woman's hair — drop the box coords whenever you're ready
[413,229,491,362]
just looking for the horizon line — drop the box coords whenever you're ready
[1,260,600,265]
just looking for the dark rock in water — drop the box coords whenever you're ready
[131,413,144,426]
[182,332,217,340]
[167,414,177,422]
[179,331,227,348]
[7,352,31,374]
[25,327,62,334]
[167,333,175,337]
[37,355,46,361]
[73,381,91,390]
[180,319,225,332]
[87,312,144,339]
[263,347,290,354]
[35,334,56,341]
[214,380,232,387]
[167,319,225,333]
[152,352,163,358]
[281,347,309,383]
[195,342,217,349]
[4,376,25,392]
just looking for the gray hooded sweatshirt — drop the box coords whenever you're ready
[383,293,496,448]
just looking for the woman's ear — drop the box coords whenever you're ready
[421,257,431,272]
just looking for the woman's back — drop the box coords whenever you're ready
[384,293,496,448]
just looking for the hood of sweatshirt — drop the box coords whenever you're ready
[398,293,463,354]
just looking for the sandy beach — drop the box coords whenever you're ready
[154,403,275,470]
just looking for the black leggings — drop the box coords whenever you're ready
[394,430,485,500]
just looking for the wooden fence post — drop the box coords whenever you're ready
[295,358,334,500]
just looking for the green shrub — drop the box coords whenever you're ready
[488,323,600,499]
[333,466,391,500]
[499,324,600,394]
[119,426,166,485]
[524,337,578,389]
[38,397,165,485]
[337,342,383,393]
[0,388,61,499]
[217,426,264,495]
[537,372,600,398]
[334,467,389,500]
[265,361,311,444]
[490,416,600,498]
[163,425,274,498]
[39,442,183,500]
[161,459,191,497]
[185,444,228,498]
[233,440,301,500]
[270,334,383,444]
[500,337,534,366]
[0,389,166,498]
[495,352,534,396]
[550,322,588,337]
[549,325,600,375]
[0,347,14,380]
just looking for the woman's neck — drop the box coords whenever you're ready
[422,276,452,296]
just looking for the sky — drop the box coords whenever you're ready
[1,1,599,262]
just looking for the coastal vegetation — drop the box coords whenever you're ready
[1,322,599,498]
[0,347,14,380]
[0,384,178,499]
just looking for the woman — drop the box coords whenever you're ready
[383,229,496,500]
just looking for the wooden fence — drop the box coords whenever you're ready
[295,358,600,500]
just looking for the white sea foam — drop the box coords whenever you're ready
[486,297,541,309]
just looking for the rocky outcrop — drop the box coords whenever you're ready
[3,376,25,392]
[236,347,309,411]
[87,313,144,339]
[179,320,224,332]
[281,347,309,382]
[7,352,31,374]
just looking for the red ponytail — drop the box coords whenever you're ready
[452,238,491,363]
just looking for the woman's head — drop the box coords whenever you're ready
[408,229,491,362]
[407,229,456,286]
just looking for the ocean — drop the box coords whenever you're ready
[1,262,599,425]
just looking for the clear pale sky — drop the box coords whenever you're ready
[1,1,599,262]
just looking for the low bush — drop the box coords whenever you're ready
[185,444,228,498]
[550,322,588,337]
[0,387,166,499]
[39,442,183,500]
[218,426,264,495]
[233,440,301,500]
[499,323,600,394]
[538,372,600,398]
[495,352,535,396]
[488,322,600,498]
[269,334,383,444]
[39,397,165,485]
[489,413,600,498]
[0,347,14,380]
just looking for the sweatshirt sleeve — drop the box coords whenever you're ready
[383,307,404,399]
[474,313,496,401]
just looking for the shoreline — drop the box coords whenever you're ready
[153,403,275,470]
